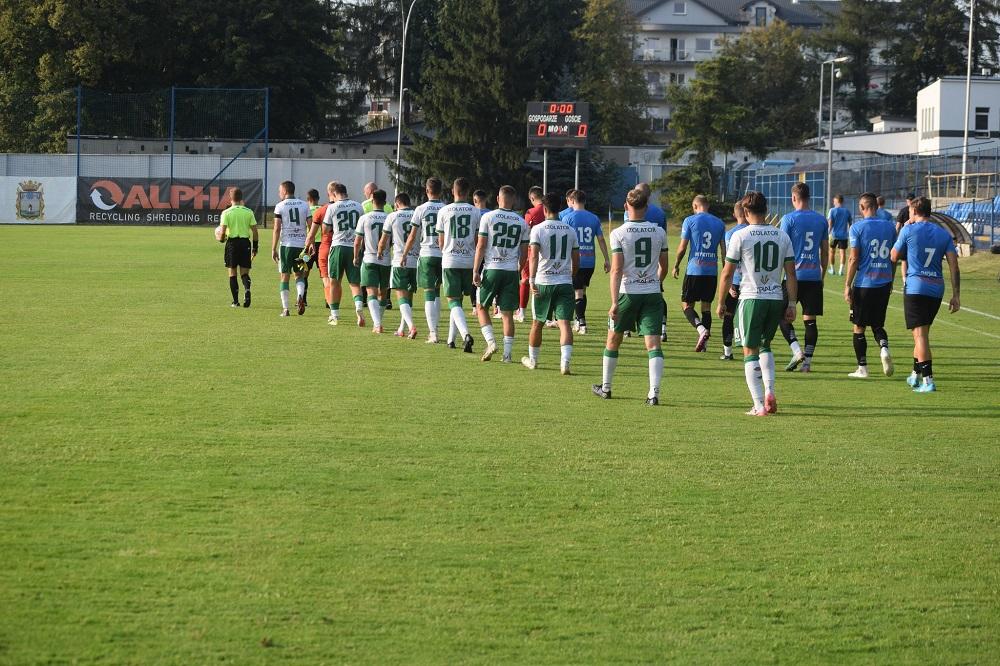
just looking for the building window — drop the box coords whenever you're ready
[755,7,767,26]
[695,38,711,52]
[670,72,686,85]
[673,1,686,14]
[976,106,989,136]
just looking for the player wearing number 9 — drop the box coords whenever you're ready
[844,192,898,379]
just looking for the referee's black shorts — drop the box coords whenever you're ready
[224,237,252,269]
[904,294,942,329]
[850,284,892,328]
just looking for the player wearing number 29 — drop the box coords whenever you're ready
[354,189,391,334]
[777,182,829,373]
[845,192,897,379]
[673,195,726,352]
[320,183,365,326]
[524,193,580,374]
[271,181,312,317]
[717,191,797,416]
[890,196,961,393]
[437,177,481,353]
[592,188,668,405]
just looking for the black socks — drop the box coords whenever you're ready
[229,276,239,302]
[803,319,818,358]
[853,332,868,366]
[683,307,701,329]
[780,321,798,344]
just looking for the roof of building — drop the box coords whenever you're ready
[339,121,434,144]
[627,0,840,26]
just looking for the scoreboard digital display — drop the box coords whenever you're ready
[526,101,590,149]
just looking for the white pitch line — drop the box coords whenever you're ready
[892,289,1000,321]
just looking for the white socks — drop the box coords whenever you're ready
[724,345,732,356]
[760,351,776,394]
[602,352,618,391]
[503,336,514,358]
[789,340,803,357]
[451,305,470,339]
[296,279,305,298]
[280,288,290,310]
[560,344,572,366]
[367,298,383,328]
[744,358,765,410]
[400,302,414,330]
[481,324,496,346]
[528,346,539,363]
[648,353,664,399]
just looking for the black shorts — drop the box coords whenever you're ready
[784,279,824,317]
[682,275,717,304]
[850,284,892,327]
[304,246,319,269]
[224,237,252,269]
[904,294,942,329]
[831,238,848,250]
[724,285,740,315]
[573,267,595,289]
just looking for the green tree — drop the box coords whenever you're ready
[883,0,966,117]
[574,0,649,145]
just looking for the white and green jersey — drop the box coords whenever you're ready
[385,209,419,268]
[274,197,311,247]
[438,201,480,269]
[324,199,364,247]
[530,219,578,285]
[479,209,529,272]
[413,199,445,258]
[725,224,794,301]
[355,211,390,266]
[609,219,667,294]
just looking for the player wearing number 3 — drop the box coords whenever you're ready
[845,192,897,379]
[673,195,725,352]
[716,191,797,416]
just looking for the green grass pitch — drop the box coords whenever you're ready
[1,225,998,663]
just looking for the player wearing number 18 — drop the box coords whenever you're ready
[354,189,391,334]
[845,193,897,379]
[437,177,482,353]
[524,193,580,374]
[271,181,312,317]
[717,191,797,416]
[890,196,961,393]
[592,188,668,405]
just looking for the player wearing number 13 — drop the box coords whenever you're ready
[845,192,897,379]
[272,181,312,317]
[717,191,797,416]
[592,188,668,405]
[437,177,481,353]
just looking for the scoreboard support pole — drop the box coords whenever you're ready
[543,149,548,193]
[574,150,580,190]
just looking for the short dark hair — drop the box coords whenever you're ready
[307,188,320,203]
[571,189,587,204]
[426,177,443,196]
[626,188,649,210]
[472,189,487,202]
[859,192,878,211]
[332,182,347,197]
[791,182,810,200]
[280,180,295,195]
[876,195,886,207]
[833,194,844,204]
[911,196,932,217]
[230,187,243,202]
[499,185,516,200]
[453,177,470,198]
[542,192,562,215]
[528,186,543,201]
[740,191,767,215]
[395,192,411,207]
[372,189,387,207]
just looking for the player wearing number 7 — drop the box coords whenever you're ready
[716,191,797,416]
[845,192,897,379]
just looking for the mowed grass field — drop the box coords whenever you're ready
[1,225,999,664]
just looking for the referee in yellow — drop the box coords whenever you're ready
[220,187,259,307]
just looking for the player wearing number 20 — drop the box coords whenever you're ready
[593,188,668,405]
[354,189,391,334]
[271,181,312,317]
[524,193,580,374]
[717,191,797,416]
[321,183,365,326]
[845,192,897,379]
[437,177,481,353]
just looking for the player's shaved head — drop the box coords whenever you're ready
[626,188,649,212]
[332,182,347,197]
[306,188,320,204]
[327,180,339,194]
[473,189,488,205]
[395,192,411,207]
[635,182,652,196]
[542,192,562,217]
[364,182,377,197]
[911,196,931,217]
[280,180,295,196]
[859,192,877,213]
[692,194,709,210]
[528,186,543,202]
[372,189,387,208]
[426,177,443,197]
[452,177,471,198]
[230,187,244,203]
[498,185,516,208]
[740,191,767,215]
[570,189,587,204]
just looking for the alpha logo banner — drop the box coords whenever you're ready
[77,178,262,225]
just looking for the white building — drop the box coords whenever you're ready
[918,75,1000,154]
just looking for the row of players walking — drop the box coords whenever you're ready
[217,178,961,413]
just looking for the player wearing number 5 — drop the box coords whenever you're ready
[592,188,668,405]
[890,196,961,393]
[845,192,897,379]
[320,182,365,326]
[271,181,311,317]
[672,195,725,352]
[716,191,797,416]
[437,177,481,353]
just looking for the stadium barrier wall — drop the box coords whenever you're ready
[1,176,76,224]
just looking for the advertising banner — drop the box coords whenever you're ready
[76,177,263,225]
[0,177,77,224]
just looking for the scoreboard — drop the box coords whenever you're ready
[526,101,590,149]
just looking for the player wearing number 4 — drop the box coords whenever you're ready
[354,189,391,334]
[845,192,897,379]
[890,196,961,392]
[523,193,579,373]
[271,181,311,317]
[673,195,725,352]
[437,177,481,353]
[315,182,365,326]
[592,188,668,405]
[475,186,529,363]
[716,191,797,416]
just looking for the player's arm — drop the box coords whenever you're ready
[571,248,580,277]
[843,247,860,303]
[271,216,281,263]
[528,242,540,295]
[608,250,623,320]
[597,234,611,272]
[820,238,829,276]
[437,215,446,251]
[250,222,259,257]
[717,237,726,274]
[353,227,364,266]
[672,238,688,279]
[377,228,390,261]
[946,250,961,312]
[401,225,419,267]
[716,261,736,318]
[783,258,798,323]
[473,235,486,287]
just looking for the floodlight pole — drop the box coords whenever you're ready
[395,0,419,196]
[543,149,549,193]
[574,149,580,190]
[961,0,976,197]
[817,62,825,146]
[824,56,850,212]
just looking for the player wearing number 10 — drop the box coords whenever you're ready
[845,192,897,379]
[320,183,365,326]
[271,181,311,317]
[717,191,798,416]
[354,189,391,334]
[437,177,481,353]
[592,188,668,405]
